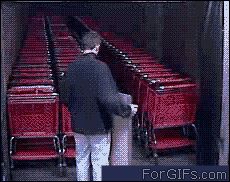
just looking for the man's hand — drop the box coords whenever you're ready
[130,104,138,116]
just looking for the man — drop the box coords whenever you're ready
[60,31,133,181]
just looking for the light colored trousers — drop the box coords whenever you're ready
[74,132,111,181]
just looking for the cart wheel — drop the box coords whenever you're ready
[10,159,15,169]
[141,117,150,146]
[62,157,67,167]
[191,124,199,153]
[140,127,146,146]
[10,161,14,169]
[193,141,198,153]
[132,114,139,140]
[144,128,152,157]
[146,147,153,158]
[59,165,67,177]
[153,154,159,165]
[153,153,158,158]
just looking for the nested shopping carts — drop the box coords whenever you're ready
[90,21,199,163]
[7,16,61,168]
[7,86,60,167]
[7,15,81,169]
[48,16,82,166]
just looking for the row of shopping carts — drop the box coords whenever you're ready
[7,16,62,168]
[47,16,82,166]
[81,16,199,161]
[7,16,82,169]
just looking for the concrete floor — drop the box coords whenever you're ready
[11,140,196,181]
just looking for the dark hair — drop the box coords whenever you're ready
[81,31,102,50]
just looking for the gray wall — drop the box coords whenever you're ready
[1,2,28,180]
[25,2,92,16]
[143,3,164,60]
[90,2,201,82]
[1,2,28,83]
[90,3,144,38]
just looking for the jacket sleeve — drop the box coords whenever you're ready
[97,64,131,118]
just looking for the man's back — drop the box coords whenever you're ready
[63,53,119,134]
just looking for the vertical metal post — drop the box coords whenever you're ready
[219,1,229,166]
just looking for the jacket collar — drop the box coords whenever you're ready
[83,52,97,58]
